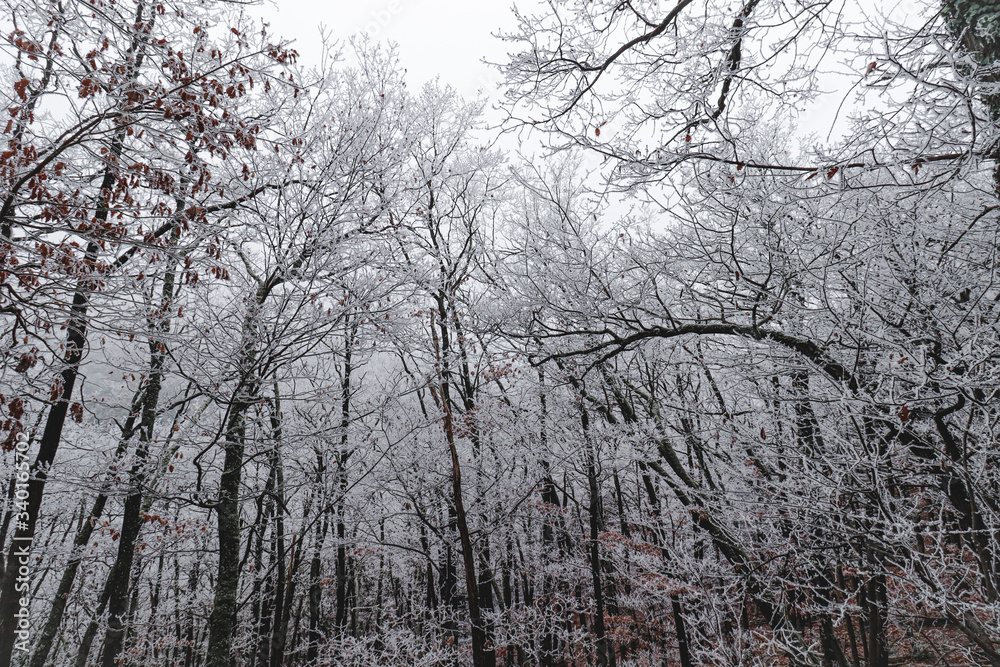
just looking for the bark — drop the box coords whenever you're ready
[306,532,326,664]
[439,382,495,667]
[334,327,353,634]
[305,383,332,663]
[431,296,495,667]
[670,594,693,667]
[249,448,280,667]
[74,593,111,667]
[580,404,614,667]
[182,560,201,667]
[28,408,138,667]
[270,537,297,667]
[0,158,109,667]
[865,547,889,667]
[450,310,498,655]
[205,236,305,666]
[537,371,565,667]
[99,234,178,667]
[0,5,151,662]
[205,397,251,667]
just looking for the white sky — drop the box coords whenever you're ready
[251,0,918,158]
[258,0,523,100]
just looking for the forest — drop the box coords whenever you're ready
[0,0,998,666]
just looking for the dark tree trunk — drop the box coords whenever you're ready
[250,447,280,667]
[581,405,614,667]
[29,420,137,667]
[669,594,694,667]
[334,328,353,634]
[0,226,97,667]
[270,536,297,667]
[441,383,495,667]
[205,397,251,667]
[0,7,151,662]
[207,271,279,667]
[865,556,889,667]
[99,252,177,667]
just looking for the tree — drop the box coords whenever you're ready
[387,81,508,667]
[0,1,295,662]
[1,1,998,666]
[190,44,408,667]
[500,1,1000,664]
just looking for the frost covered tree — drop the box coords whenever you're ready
[0,0,998,666]
[499,0,1000,665]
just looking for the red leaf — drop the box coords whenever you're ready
[78,78,99,98]
[13,78,29,101]
[49,378,63,402]
[14,349,37,373]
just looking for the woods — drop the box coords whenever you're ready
[0,0,999,666]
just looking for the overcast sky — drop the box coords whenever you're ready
[253,0,892,155]
[258,0,523,99]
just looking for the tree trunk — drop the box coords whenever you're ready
[440,382,494,667]
[100,247,178,667]
[334,329,353,634]
[1,201,102,667]
[206,396,250,667]
[0,6,150,661]
[207,273,277,667]
[29,418,137,667]
[580,404,614,667]
[270,536,297,667]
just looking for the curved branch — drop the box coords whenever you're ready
[535,322,858,392]
[548,0,696,121]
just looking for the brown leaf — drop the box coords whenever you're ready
[14,349,37,373]
[13,78,29,101]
